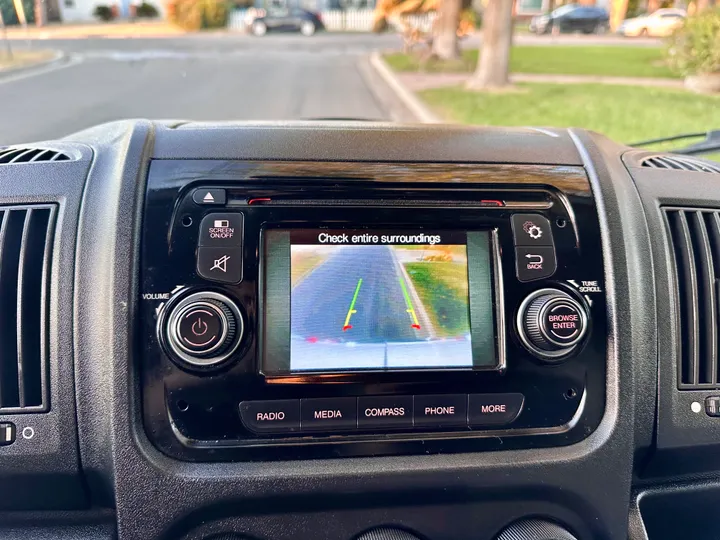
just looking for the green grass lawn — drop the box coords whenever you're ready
[419,83,720,150]
[404,262,470,337]
[384,46,678,79]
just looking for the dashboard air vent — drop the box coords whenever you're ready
[0,147,71,164]
[643,155,720,174]
[0,206,55,411]
[665,208,720,389]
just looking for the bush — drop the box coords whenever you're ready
[93,4,115,20]
[168,0,228,30]
[201,0,228,28]
[136,1,159,17]
[666,7,720,76]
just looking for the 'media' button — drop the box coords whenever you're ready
[239,400,301,433]
[468,393,524,427]
[301,397,357,431]
[358,395,413,429]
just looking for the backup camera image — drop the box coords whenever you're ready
[289,231,473,371]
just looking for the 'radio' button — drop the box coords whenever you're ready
[239,400,301,434]
[358,396,413,429]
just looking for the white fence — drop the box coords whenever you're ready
[321,9,374,31]
[227,8,435,33]
[228,9,250,31]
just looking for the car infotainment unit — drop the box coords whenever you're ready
[139,160,607,462]
[261,228,500,375]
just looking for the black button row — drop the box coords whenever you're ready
[239,393,525,434]
[511,213,557,282]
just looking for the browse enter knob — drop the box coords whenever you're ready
[517,288,588,361]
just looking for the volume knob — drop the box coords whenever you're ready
[163,291,244,368]
[517,288,588,361]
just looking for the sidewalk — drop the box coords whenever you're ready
[3,21,186,40]
[398,71,685,91]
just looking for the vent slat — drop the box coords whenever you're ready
[0,211,25,408]
[690,212,716,383]
[0,212,7,408]
[31,150,48,162]
[644,155,720,174]
[679,159,705,173]
[9,149,39,164]
[0,205,54,413]
[675,211,700,386]
[15,211,31,408]
[0,150,24,164]
[16,209,50,408]
[0,147,71,164]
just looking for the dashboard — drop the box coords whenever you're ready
[0,120,717,539]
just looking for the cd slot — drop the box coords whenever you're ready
[228,196,553,209]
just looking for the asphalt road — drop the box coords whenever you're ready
[291,245,429,343]
[0,32,662,146]
[0,34,398,145]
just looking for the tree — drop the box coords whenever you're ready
[609,0,629,31]
[466,0,514,89]
[432,0,462,60]
[646,0,661,13]
[34,0,45,26]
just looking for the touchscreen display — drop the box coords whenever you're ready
[262,229,498,374]
[290,230,472,371]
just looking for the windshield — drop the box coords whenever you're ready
[0,0,718,162]
[550,4,576,17]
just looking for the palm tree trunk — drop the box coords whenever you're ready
[466,0,514,89]
[609,0,629,31]
[432,0,462,60]
[35,0,46,26]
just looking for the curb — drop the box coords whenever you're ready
[0,50,67,79]
[368,51,441,124]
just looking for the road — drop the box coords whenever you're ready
[0,32,662,145]
[291,245,429,343]
[0,34,400,145]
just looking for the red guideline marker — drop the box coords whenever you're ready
[306,336,319,343]
[342,325,352,332]
[411,324,421,330]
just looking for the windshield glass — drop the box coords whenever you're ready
[0,0,717,162]
[550,4,576,17]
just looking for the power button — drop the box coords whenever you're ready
[163,292,244,368]
[177,307,223,352]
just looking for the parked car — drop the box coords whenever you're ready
[617,8,686,37]
[529,4,610,35]
[247,7,324,36]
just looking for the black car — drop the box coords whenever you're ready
[529,4,610,34]
[249,7,324,36]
